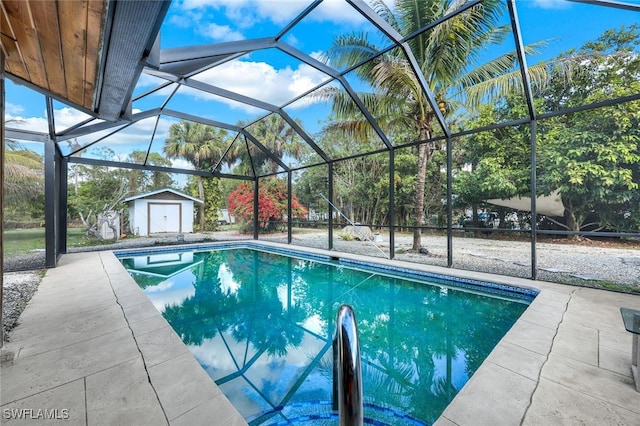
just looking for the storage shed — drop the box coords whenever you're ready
[124,189,203,236]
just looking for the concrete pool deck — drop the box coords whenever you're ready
[1,242,639,425]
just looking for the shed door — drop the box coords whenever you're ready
[148,203,181,233]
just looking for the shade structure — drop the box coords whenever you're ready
[488,191,565,217]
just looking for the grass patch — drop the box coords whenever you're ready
[3,228,46,257]
[3,227,121,257]
[66,227,117,248]
[557,276,640,295]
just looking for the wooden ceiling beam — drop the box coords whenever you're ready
[30,0,66,100]
[58,0,89,108]
[85,0,104,110]
[3,1,48,89]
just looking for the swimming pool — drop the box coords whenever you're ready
[117,244,535,425]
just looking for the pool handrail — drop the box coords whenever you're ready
[333,304,364,425]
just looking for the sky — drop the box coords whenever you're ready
[5,0,640,170]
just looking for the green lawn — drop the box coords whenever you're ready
[3,227,100,257]
[4,228,46,257]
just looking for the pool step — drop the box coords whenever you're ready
[249,401,427,425]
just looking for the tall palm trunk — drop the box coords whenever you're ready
[412,124,432,251]
[196,175,206,231]
[412,143,428,251]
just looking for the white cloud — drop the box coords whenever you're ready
[177,0,366,37]
[183,0,306,25]
[309,50,325,62]
[5,102,24,115]
[186,58,330,112]
[200,22,245,42]
[170,158,194,170]
[284,33,299,48]
[309,0,365,25]
[54,108,94,131]
[134,73,176,94]
[168,9,204,28]
[5,113,49,133]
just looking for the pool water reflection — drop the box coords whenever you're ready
[119,248,530,425]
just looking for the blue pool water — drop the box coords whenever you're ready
[118,245,534,425]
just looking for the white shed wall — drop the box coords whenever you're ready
[128,198,195,236]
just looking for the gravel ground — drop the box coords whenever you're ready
[3,229,639,340]
[2,271,42,340]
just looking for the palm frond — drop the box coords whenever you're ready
[3,159,44,202]
[424,0,505,82]
[322,32,380,73]
[458,51,521,91]
[462,61,559,111]
[323,119,378,143]
[369,0,401,33]
[326,87,369,119]
[372,57,420,98]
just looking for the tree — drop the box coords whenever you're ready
[4,119,44,222]
[126,150,174,195]
[249,114,307,175]
[231,114,309,176]
[455,26,640,234]
[67,148,128,240]
[453,98,532,228]
[322,0,556,251]
[317,129,389,225]
[228,178,307,232]
[146,152,175,190]
[185,175,223,231]
[164,121,228,230]
[3,142,44,222]
[537,25,640,233]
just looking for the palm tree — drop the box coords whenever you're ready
[163,121,228,230]
[251,114,307,175]
[323,0,554,251]
[4,139,44,207]
[232,114,308,176]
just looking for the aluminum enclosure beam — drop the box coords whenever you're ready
[508,0,538,279]
[44,138,57,268]
[97,1,171,121]
[159,38,277,64]
[569,0,640,12]
[4,128,50,143]
[67,156,254,181]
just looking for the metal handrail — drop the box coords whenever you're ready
[333,304,364,425]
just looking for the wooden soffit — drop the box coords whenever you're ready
[1,0,169,122]
[1,0,106,113]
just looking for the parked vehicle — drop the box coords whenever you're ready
[463,212,499,229]
[217,209,236,225]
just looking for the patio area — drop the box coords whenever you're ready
[1,241,639,425]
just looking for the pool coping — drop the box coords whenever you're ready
[2,240,640,425]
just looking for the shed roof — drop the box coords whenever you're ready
[123,188,203,204]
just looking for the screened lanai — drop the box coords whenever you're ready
[3,0,640,290]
